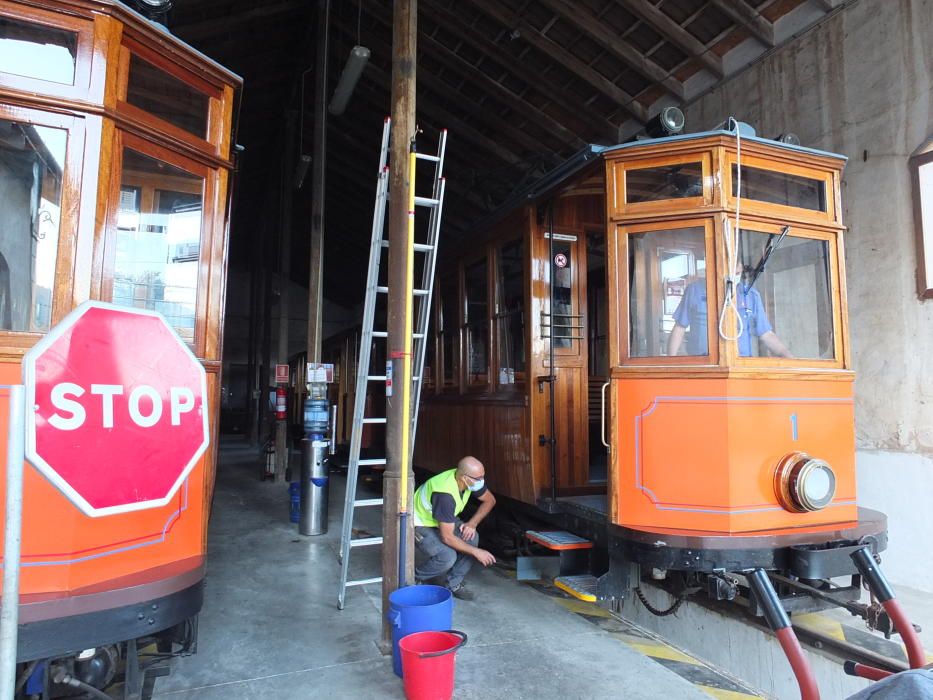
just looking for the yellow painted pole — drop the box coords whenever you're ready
[397,138,417,585]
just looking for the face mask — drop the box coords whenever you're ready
[467,478,485,492]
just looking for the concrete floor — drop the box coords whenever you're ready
[153,439,712,699]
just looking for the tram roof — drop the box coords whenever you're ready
[517,128,847,204]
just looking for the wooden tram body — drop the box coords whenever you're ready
[0,0,239,686]
[415,125,882,583]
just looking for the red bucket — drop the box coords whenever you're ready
[398,630,468,700]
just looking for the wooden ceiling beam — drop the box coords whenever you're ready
[708,0,776,47]
[418,0,626,134]
[615,0,723,78]
[173,0,308,41]
[361,2,586,151]
[535,0,685,100]
[466,0,649,123]
[352,77,526,168]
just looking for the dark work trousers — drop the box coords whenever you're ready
[414,519,479,589]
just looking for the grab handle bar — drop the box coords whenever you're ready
[600,381,610,449]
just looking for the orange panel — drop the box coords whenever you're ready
[0,361,207,598]
[613,375,857,534]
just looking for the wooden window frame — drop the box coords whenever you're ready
[725,152,837,225]
[101,130,216,358]
[116,36,224,156]
[492,236,527,392]
[0,1,95,102]
[910,147,933,299]
[462,252,491,391]
[610,151,713,218]
[729,217,846,370]
[0,103,86,355]
[618,217,718,366]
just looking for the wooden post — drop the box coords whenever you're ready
[307,0,329,365]
[383,0,416,648]
[275,114,296,481]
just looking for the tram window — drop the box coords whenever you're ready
[495,238,525,385]
[626,161,703,203]
[629,226,707,358]
[464,258,488,386]
[112,148,204,344]
[550,242,578,349]
[733,165,826,212]
[0,118,66,332]
[587,231,608,377]
[439,281,459,389]
[127,54,210,139]
[737,229,834,360]
[0,17,76,85]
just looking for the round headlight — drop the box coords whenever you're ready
[774,452,836,513]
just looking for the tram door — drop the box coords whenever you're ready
[536,229,599,494]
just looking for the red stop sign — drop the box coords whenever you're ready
[23,301,209,517]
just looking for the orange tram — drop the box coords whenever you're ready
[0,0,239,697]
[413,119,923,692]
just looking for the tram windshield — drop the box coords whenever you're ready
[629,225,708,358]
[628,224,835,361]
[0,117,65,332]
[737,228,834,360]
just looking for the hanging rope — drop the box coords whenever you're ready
[718,117,745,343]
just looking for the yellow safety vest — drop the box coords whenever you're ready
[413,469,472,528]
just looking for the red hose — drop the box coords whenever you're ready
[776,627,821,700]
[844,661,892,682]
[882,599,927,669]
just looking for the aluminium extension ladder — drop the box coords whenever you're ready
[337,118,448,609]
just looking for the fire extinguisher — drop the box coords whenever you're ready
[275,386,287,421]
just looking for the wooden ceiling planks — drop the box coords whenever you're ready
[169,0,826,306]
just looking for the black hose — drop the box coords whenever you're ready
[56,672,113,700]
[634,586,685,617]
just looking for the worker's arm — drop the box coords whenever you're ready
[760,331,793,358]
[438,521,496,566]
[460,490,496,540]
[667,324,686,356]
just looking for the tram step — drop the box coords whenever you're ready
[554,575,599,603]
[526,530,593,551]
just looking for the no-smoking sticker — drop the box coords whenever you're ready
[554,253,568,268]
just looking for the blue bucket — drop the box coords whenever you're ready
[387,584,453,677]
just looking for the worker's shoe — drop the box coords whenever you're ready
[448,583,475,601]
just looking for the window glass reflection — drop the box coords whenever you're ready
[627,161,703,203]
[495,238,524,384]
[629,226,707,357]
[733,164,826,212]
[464,258,488,385]
[127,54,210,139]
[737,229,834,360]
[0,17,76,85]
[113,148,204,344]
[0,118,66,332]
[440,281,458,388]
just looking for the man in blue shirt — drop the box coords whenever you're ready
[667,279,792,358]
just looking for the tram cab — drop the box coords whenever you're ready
[605,128,853,536]
[416,123,859,545]
[0,0,239,679]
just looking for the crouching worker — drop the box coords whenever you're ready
[413,456,497,601]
